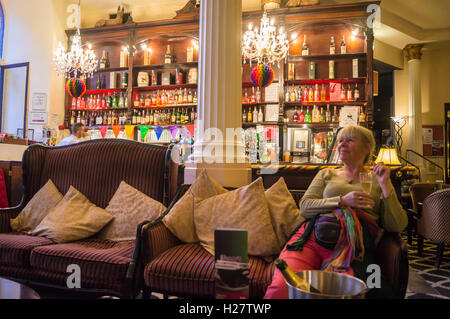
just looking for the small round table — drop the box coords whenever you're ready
[0,278,40,299]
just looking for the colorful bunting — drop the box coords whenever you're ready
[185,125,195,138]
[112,126,122,139]
[124,125,136,140]
[169,126,179,139]
[154,126,164,140]
[99,126,108,139]
[140,125,150,141]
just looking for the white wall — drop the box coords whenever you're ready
[2,0,68,141]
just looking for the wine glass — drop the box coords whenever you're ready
[359,171,372,194]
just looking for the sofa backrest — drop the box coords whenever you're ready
[22,139,171,208]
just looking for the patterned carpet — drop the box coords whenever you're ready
[403,233,450,299]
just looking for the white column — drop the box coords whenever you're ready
[404,44,424,169]
[184,0,252,187]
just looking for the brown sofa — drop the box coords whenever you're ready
[0,139,173,298]
[141,184,409,299]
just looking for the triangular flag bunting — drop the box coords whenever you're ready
[140,125,150,141]
[124,125,136,140]
[185,124,195,138]
[99,126,108,139]
[154,126,164,140]
[169,125,179,139]
[112,126,122,139]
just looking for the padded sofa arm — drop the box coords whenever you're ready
[0,202,23,233]
[375,231,409,298]
[141,220,181,264]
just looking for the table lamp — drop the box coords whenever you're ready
[375,146,401,165]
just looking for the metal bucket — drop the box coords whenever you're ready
[286,270,368,299]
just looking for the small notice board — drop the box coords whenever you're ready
[422,125,444,157]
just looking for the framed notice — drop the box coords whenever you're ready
[422,125,444,157]
[29,112,47,125]
[264,82,279,102]
[339,106,359,127]
[265,104,279,122]
[31,92,47,111]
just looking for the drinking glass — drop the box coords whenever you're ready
[359,171,372,194]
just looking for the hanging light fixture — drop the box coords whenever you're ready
[54,0,98,78]
[242,11,290,67]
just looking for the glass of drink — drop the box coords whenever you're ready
[359,171,372,194]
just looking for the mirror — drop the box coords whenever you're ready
[0,63,30,137]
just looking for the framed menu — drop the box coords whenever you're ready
[339,106,359,127]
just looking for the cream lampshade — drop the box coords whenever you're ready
[375,146,401,165]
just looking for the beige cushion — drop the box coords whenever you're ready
[10,180,63,232]
[97,181,167,241]
[30,186,114,243]
[265,177,305,248]
[162,170,227,243]
[194,178,280,257]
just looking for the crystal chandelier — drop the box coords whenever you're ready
[242,11,290,67]
[54,2,98,78]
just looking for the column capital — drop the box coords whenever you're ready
[404,44,424,61]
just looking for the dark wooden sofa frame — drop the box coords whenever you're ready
[0,139,174,299]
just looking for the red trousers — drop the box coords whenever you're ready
[264,222,354,299]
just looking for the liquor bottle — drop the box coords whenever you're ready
[332,105,339,122]
[329,60,335,80]
[156,91,161,106]
[314,84,320,102]
[320,84,326,102]
[150,110,155,125]
[122,72,128,89]
[325,104,331,122]
[96,77,102,89]
[113,93,119,108]
[100,50,107,69]
[118,93,124,108]
[354,84,360,101]
[296,86,302,102]
[181,108,185,124]
[193,91,198,104]
[137,111,142,125]
[101,94,107,109]
[256,87,261,103]
[330,36,336,55]
[165,45,172,64]
[340,36,346,54]
[150,92,156,106]
[141,111,146,125]
[299,107,305,123]
[183,88,188,104]
[285,87,290,103]
[187,89,193,104]
[359,106,366,123]
[70,112,75,125]
[242,109,247,123]
[253,107,258,124]
[347,85,353,101]
[302,85,308,102]
[302,35,309,56]
[320,107,326,123]
[171,109,176,124]
[191,109,196,122]
[247,107,252,122]
[308,85,314,102]
[293,107,299,123]
[290,86,296,103]
[340,85,346,101]
[145,94,151,108]
[107,111,112,125]
[258,107,264,123]
[96,94,101,109]
[72,97,77,110]
[76,111,81,124]
[312,105,319,123]
[305,107,311,123]
[105,52,110,69]
[132,110,137,125]
[251,87,256,104]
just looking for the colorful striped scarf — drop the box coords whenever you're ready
[321,207,379,273]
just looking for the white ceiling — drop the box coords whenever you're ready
[75,0,450,49]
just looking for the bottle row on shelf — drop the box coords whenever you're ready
[71,92,128,110]
[301,34,348,56]
[284,104,366,124]
[133,88,197,108]
[242,87,263,104]
[284,83,361,103]
[70,108,197,127]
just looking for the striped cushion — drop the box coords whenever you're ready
[144,243,275,298]
[0,233,54,267]
[32,140,168,208]
[30,239,134,282]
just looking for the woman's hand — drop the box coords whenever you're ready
[340,191,375,210]
[373,162,394,198]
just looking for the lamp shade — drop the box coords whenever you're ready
[375,147,401,165]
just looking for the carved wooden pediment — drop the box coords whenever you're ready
[174,0,200,20]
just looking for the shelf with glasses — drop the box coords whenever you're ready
[132,104,196,110]
[287,53,367,62]
[94,67,129,74]
[284,101,368,107]
[242,102,279,107]
[133,84,197,91]
[285,78,366,85]
[133,62,198,71]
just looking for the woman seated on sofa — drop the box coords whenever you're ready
[264,125,408,299]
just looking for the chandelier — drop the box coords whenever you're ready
[242,11,289,67]
[54,2,98,79]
